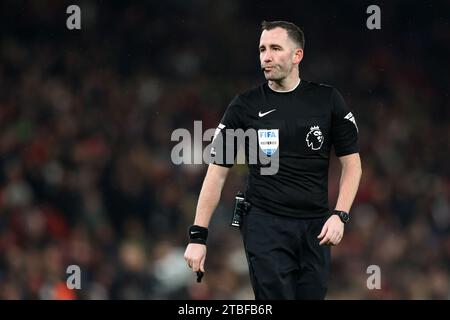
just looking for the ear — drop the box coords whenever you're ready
[293,48,304,65]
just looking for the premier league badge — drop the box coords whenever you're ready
[306,125,324,150]
[258,129,279,156]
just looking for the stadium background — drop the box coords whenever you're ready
[0,0,449,299]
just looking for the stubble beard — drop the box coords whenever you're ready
[264,66,285,81]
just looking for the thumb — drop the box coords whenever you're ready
[318,224,328,239]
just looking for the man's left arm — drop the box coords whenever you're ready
[335,153,362,213]
[319,87,362,245]
[318,153,362,245]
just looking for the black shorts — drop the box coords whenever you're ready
[240,206,331,300]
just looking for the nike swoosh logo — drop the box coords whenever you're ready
[258,109,276,117]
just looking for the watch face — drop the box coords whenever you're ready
[335,211,349,223]
[340,212,349,222]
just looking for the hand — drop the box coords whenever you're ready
[317,215,344,246]
[184,243,207,273]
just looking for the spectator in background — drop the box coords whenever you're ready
[0,1,448,299]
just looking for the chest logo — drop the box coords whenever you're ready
[258,109,276,117]
[306,126,324,150]
[258,129,279,156]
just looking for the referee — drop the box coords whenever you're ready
[184,20,362,300]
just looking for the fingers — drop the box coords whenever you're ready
[329,231,339,245]
[184,255,200,271]
[185,258,199,271]
[319,217,344,246]
[192,259,200,272]
[334,233,343,245]
[184,245,207,273]
[319,230,332,245]
[321,230,343,246]
[200,256,205,273]
[184,254,192,269]
[319,229,344,246]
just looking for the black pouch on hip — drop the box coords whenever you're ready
[230,191,252,228]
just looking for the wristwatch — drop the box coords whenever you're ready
[333,210,350,224]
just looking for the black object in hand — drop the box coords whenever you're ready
[196,271,204,283]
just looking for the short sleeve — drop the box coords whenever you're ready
[208,96,245,167]
[330,88,359,157]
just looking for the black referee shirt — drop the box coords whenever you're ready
[210,79,359,218]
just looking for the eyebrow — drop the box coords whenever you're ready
[259,44,283,50]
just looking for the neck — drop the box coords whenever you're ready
[268,72,301,92]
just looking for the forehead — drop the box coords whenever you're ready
[259,27,290,47]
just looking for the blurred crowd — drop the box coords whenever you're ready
[0,1,449,299]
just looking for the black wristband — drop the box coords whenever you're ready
[188,225,208,245]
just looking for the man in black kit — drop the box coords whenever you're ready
[184,20,362,300]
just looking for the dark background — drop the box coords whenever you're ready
[0,0,449,299]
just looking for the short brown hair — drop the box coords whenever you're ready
[261,20,305,49]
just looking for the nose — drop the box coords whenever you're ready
[262,50,272,63]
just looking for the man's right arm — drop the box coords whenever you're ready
[193,163,230,227]
[184,163,230,273]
